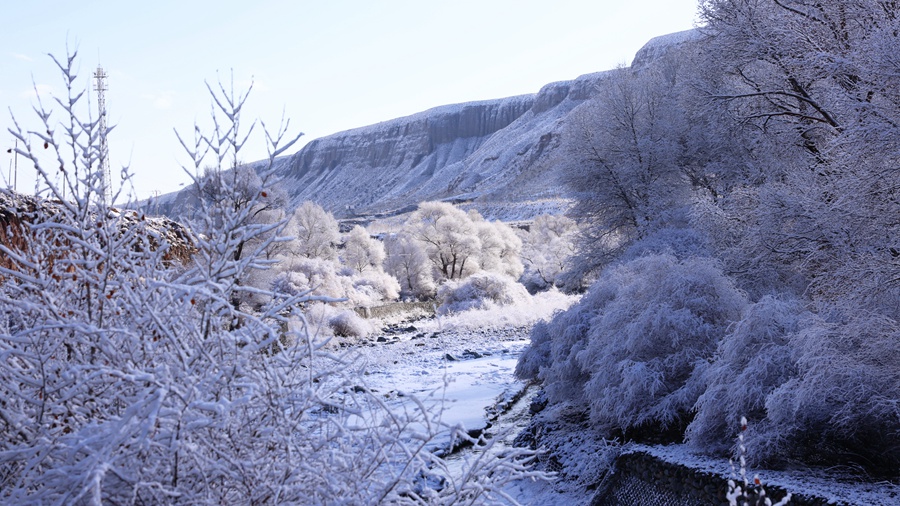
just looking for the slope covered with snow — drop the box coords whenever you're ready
[154,29,701,222]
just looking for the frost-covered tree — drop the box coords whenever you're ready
[402,202,524,285]
[698,0,900,310]
[341,226,400,306]
[407,201,482,281]
[285,200,340,260]
[341,225,386,274]
[384,230,436,299]
[563,65,690,277]
[519,214,577,292]
[472,211,524,280]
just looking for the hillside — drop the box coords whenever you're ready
[154,29,701,222]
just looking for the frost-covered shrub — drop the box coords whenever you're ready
[762,313,900,470]
[521,254,747,435]
[436,271,530,314]
[352,269,401,305]
[516,279,612,403]
[329,309,375,337]
[515,320,553,381]
[689,299,900,472]
[273,255,399,308]
[277,256,349,298]
[686,295,804,455]
[272,269,312,297]
[577,254,747,433]
[305,303,374,339]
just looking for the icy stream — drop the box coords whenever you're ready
[345,320,591,504]
[354,324,530,442]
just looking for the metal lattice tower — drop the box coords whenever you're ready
[93,65,111,206]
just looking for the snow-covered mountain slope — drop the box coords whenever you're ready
[271,68,611,221]
[155,29,700,222]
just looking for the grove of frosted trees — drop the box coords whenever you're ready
[519,0,900,475]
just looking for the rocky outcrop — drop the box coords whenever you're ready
[630,29,703,71]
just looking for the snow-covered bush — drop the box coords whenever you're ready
[686,295,805,455]
[304,302,375,339]
[329,308,376,338]
[515,319,554,381]
[520,254,747,435]
[352,268,401,304]
[436,271,530,315]
[516,277,607,403]
[271,254,399,308]
[0,52,544,504]
[762,313,900,470]
[578,254,746,433]
[276,256,348,298]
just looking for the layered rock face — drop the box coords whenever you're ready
[274,95,537,217]
[272,67,615,220]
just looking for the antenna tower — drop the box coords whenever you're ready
[93,65,111,206]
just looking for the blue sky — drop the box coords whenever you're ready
[1,1,699,201]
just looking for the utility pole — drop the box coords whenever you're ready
[5,139,17,193]
[93,65,111,206]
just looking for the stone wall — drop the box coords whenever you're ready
[590,451,836,506]
[354,301,434,320]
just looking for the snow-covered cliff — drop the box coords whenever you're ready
[269,65,621,221]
